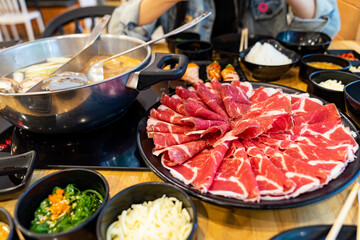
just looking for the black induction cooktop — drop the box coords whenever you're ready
[0,99,149,170]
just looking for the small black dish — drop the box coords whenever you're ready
[308,71,360,112]
[270,224,356,240]
[96,182,197,240]
[345,80,360,129]
[276,30,331,56]
[239,39,300,81]
[175,40,213,61]
[14,168,109,240]
[299,53,351,83]
[166,32,200,53]
[0,150,36,201]
[327,49,360,65]
[0,207,19,240]
[211,33,272,59]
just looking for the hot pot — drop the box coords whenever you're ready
[0,34,188,134]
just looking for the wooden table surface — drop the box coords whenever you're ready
[1,40,360,240]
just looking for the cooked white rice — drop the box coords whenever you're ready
[245,42,292,66]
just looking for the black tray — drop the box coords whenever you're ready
[270,224,356,240]
[137,82,360,209]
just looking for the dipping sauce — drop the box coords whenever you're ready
[307,62,343,70]
[0,222,10,240]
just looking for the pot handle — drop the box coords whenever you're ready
[126,53,188,91]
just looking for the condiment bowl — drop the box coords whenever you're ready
[175,40,213,61]
[0,207,19,240]
[239,39,300,81]
[14,168,109,240]
[345,80,360,129]
[211,33,272,59]
[299,53,351,83]
[276,30,331,56]
[327,49,360,65]
[308,71,360,112]
[166,32,200,53]
[96,182,197,240]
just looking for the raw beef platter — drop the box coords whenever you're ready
[144,78,359,203]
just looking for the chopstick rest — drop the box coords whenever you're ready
[325,182,360,240]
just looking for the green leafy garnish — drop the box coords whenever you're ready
[30,184,103,234]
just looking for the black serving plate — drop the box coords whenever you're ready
[137,82,360,209]
[270,225,356,240]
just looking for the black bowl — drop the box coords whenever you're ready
[0,150,36,201]
[14,168,109,240]
[0,207,19,240]
[239,39,300,81]
[308,71,360,112]
[345,80,360,128]
[166,32,200,53]
[276,30,331,56]
[327,49,360,65]
[299,54,351,83]
[211,33,273,59]
[96,182,197,240]
[175,40,213,61]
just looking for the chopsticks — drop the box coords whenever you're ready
[325,181,360,240]
[239,28,248,52]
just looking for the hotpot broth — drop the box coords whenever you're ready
[6,55,141,93]
[0,34,147,93]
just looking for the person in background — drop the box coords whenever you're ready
[108,0,340,42]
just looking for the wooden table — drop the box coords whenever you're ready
[1,40,360,240]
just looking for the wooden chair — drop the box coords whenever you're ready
[42,5,116,38]
[0,0,45,41]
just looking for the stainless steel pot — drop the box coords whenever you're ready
[0,34,188,133]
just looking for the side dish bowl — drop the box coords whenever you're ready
[308,71,360,112]
[276,30,331,55]
[239,39,300,81]
[175,40,213,61]
[344,80,360,128]
[14,168,109,240]
[166,32,201,53]
[211,33,272,58]
[96,182,197,240]
[299,53,351,83]
[0,207,19,240]
[327,49,360,65]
